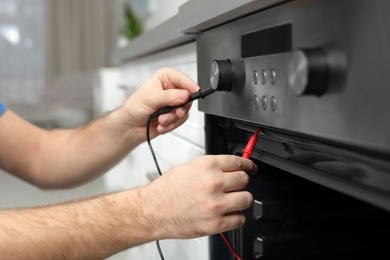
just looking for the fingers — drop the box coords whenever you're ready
[157,68,199,92]
[195,155,256,193]
[153,68,200,108]
[156,101,191,134]
[219,212,246,232]
[211,156,257,231]
[223,171,251,192]
[203,191,253,233]
[122,68,198,138]
[157,113,189,134]
[147,154,258,239]
[205,192,254,233]
[143,88,191,112]
[142,68,198,116]
[223,191,254,213]
[160,88,193,107]
[216,155,258,174]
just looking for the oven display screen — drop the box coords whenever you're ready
[241,23,292,58]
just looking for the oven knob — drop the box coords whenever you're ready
[210,60,233,91]
[288,48,329,96]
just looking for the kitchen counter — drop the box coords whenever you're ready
[110,0,289,64]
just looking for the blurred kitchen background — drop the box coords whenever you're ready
[0,0,207,259]
[0,0,186,128]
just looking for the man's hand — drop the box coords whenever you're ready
[0,155,257,259]
[137,155,258,240]
[119,68,200,141]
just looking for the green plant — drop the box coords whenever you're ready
[121,4,144,40]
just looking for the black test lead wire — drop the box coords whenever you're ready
[147,87,216,175]
[147,87,258,260]
[146,87,216,260]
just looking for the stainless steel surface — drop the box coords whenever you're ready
[178,0,290,33]
[198,0,390,153]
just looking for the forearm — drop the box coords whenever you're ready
[0,154,258,258]
[30,108,144,188]
[0,188,157,259]
[1,69,200,188]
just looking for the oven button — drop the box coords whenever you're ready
[210,60,233,91]
[253,95,260,109]
[261,70,267,84]
[270,69,276,84]
[261,95,268,110]
[288,48,328,96]
[270,96,277,111]
[253,70,259,84]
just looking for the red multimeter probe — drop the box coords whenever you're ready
[242,128,260,159]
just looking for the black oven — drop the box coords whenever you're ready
[197,0,390,259]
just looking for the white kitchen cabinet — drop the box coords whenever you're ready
[102,41,209,260]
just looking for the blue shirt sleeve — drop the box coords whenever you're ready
[0,101,7,116]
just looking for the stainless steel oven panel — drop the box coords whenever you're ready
[198,0,390,154]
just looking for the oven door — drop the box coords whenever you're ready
[205,114,390,260]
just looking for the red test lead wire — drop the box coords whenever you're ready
[242,128,260,159]
[220,232,242,260]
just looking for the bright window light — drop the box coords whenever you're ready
[0,25,20,45]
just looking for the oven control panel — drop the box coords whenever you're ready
[209,47,332,116]
[211,51,331,98]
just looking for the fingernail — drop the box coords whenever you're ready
[240,215,246,226]
[252,163,258,174]
[160,115,168,126]
[159,127,167,134]
[179,107,186,115]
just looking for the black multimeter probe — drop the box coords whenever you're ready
[149,87,216,119]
